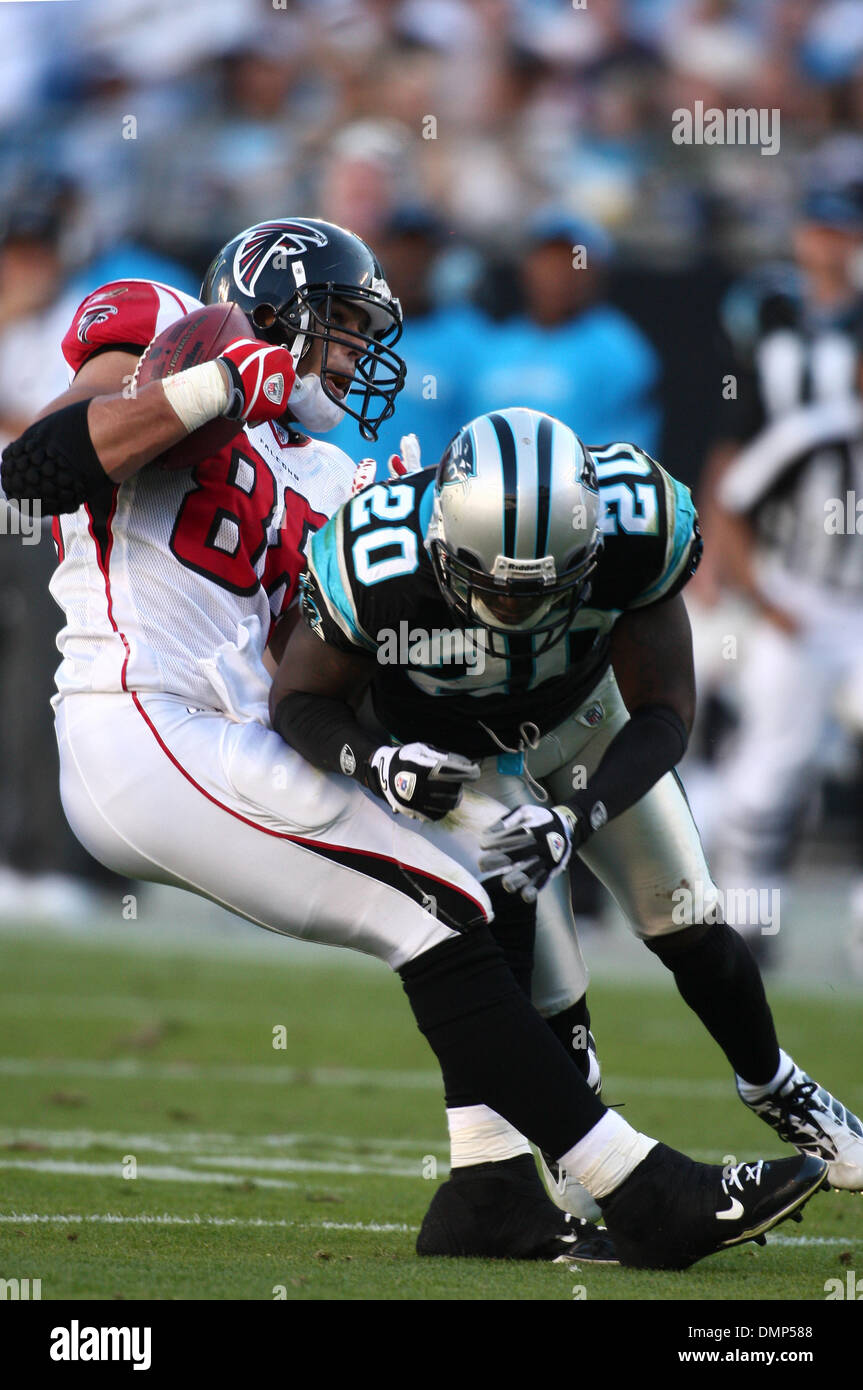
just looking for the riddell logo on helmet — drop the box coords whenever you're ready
[264,374,285,406]
[233,223,329,296]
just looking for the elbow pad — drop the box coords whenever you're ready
[1,399,109,515]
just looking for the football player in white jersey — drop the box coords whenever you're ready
[0,219,829,1272]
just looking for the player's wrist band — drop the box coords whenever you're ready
[566,703,688,833]
[1,398,110,514]
[160,360,230,433]
[271,690,380,784]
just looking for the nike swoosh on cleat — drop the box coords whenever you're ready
[715,1197,744,1221]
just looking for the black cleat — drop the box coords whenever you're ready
[598,1143,827,1270]
[416,1154,618,1263]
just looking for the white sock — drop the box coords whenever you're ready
[557,1110,657,1200]
[737,1048,795,1103]
[447,1105,532,1168]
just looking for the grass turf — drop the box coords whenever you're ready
[0,929,861,1302]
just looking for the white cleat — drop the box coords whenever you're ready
[738,1063,863,1191]
[538,1150,602,1223]
[538,1032,603,1222]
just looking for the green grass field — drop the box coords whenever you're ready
[1,927,861,1302]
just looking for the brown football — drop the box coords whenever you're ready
[135,302,254,470]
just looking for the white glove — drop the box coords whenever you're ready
[388,434,422,477]
[368,742,480,821]
[478,803,587,902]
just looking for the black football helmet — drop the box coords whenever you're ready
[201,217,406,441]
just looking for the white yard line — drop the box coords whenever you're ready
[0,1158,299,1189]
[189,1155,421,1177]
[0,1056,755,1099]
[0,1151,428,1182]
[0,1212,414,1233]
[0,1212,856,1251]
[0,1126,447,1155]
[0,1057,443,1089]
[0,1125,767,1170]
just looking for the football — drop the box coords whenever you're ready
[135,301,254,470]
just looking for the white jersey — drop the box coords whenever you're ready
[50,278,363,719]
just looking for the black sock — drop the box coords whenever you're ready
[485,878,593,1084]
[399,925,606,1159]
[645,921,780,1085]
[442,884,538,1109]
[449,1153,538,1184]
[485,879,536,998]
[544,996,592,1081]
[457,884,592,1101]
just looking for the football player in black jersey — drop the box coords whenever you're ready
[271,406,863,1255]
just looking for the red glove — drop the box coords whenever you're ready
[387,433,422,477]
[351,458,377,495]
[218,338,297,427]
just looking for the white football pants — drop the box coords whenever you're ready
[55,690,513,970]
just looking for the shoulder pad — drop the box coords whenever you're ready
[62,279,202,377]
[589,442,700,608]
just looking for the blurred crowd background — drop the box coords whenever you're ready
[0,0,862,972]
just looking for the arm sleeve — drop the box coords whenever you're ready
[271,690,380,783]
[566,704,689,833]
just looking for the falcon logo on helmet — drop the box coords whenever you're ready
[202,217,406,442]
[233,222,330,297]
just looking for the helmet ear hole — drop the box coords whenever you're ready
[251,303,278,330]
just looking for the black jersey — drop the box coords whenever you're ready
[301,442,701,757]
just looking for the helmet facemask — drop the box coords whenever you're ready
[250,281,405,442]
[429,531,602,658]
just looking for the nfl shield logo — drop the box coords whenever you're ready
[264,373,285,405]
[395,771,417,801]
[547,831,566,863]
[579,702,604,727]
